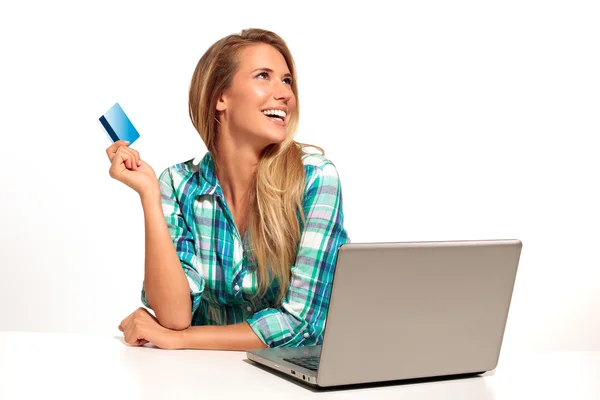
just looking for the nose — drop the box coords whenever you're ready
[274,80,293,102]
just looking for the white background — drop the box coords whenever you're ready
[0,0,598,351]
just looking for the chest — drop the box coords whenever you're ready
[230,209,247,239]
[189,196,259,291]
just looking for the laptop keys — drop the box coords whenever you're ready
[283,356,320,371]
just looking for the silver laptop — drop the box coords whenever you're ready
[247,239,522,388]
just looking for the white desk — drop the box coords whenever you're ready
[0,331,598,399]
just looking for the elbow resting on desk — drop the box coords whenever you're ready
[144,291,192,331]
[155,312,191,331]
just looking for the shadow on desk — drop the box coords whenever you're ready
[113,336,495,396]
[243,358,496,393]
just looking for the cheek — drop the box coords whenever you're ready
[234,86,268,121]
[252,86,269,103]
[287,97,297,116]
[244,82,269,103]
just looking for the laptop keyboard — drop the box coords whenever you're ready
[283,356,320,371]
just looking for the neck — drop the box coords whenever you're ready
[213,140,261,211]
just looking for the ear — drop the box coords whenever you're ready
[216,91,227,112]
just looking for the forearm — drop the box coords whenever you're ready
[176,322,268,351]
[140,190,192,330]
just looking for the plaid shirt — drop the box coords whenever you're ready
[141,150,350,348]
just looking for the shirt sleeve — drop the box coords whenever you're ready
[246,160,350,348]
[141,167,205,314]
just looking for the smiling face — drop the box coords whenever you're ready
[215,43,297,150]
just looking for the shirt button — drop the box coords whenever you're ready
[246,306,252,312]
[234,284,240,291]
[303,333,310,338]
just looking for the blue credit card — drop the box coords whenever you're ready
[99,102,140,145]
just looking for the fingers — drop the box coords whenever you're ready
[120,308,150,347]
[106,141,141,171]
[118,310,136,334]
[122,147,140,170]
[123,313,145,346]
[106,140,130,162]
[108,145,133,171]
[108,149,139,179]
[119,147,138,171]
[130,148,141,167]
[124,321,139,345]
[124,322,149,347]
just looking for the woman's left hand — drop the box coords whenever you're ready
[118,307,183,350]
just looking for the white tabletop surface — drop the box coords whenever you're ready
[0,331,598,399]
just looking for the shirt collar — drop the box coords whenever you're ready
[196,151,224,198]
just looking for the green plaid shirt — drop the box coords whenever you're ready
[141,150,350,348]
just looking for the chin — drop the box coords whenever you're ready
[263,130,288,146]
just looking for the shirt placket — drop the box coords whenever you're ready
[216,195,246,297]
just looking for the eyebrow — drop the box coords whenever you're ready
[251,67,292,79]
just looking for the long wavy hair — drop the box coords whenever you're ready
[188,28,324,305]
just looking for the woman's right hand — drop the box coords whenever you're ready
[106,140,159,198]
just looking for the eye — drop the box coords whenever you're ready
[256,72,293,85]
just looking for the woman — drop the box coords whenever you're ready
[107,28,349,351]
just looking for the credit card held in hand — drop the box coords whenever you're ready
[98,102,140,145]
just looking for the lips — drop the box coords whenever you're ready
[263,112,286,126]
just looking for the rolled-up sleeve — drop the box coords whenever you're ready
[247,160,350,348]
[141,167,205,314]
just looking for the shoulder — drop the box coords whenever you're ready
[301,149,340,178]
[301,148,333,169]
[300,149,343,192]
[158,157,199,193]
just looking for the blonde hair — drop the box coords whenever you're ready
[188,28,324,305]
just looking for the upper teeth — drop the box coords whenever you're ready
[262,109,286,118]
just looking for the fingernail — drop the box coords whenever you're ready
[138,160,142,166]
[124,141,130,144]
